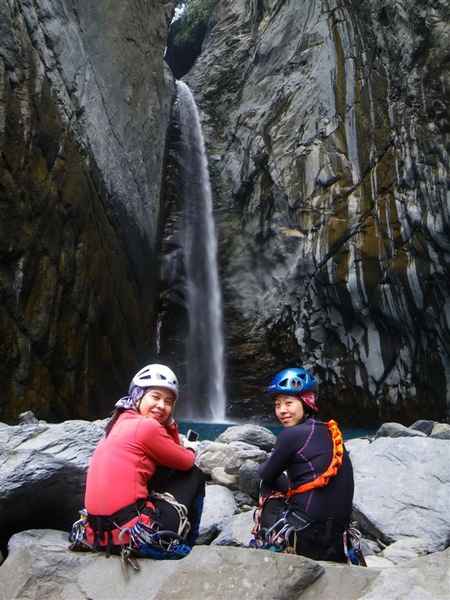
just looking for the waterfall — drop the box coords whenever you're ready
[175,80,226,422]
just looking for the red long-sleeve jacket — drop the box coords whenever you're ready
[84,410,195,545]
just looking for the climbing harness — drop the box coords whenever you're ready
[150,491,191,539]
[287,420,344,497]
[250,504,366,565]
[117,493,192,578]
[250,501,313,553]
[251,490,286,538]
[249,513,310,553]
[69,493,194,579]
[81,499,155,557]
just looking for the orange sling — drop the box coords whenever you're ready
[286,419,344,498]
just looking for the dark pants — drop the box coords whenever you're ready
[258,481,347,563]
[149,465,206,544]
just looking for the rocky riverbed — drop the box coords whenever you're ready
[0,414,449,598]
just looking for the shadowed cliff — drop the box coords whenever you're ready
[0,0,177,421]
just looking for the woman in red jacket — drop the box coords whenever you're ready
[74,364,205,561]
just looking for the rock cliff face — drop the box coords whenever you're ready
[182,0,450,425]
[0,0,176,421]
[1,0,449,426]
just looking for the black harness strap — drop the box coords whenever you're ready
[285,507,347,559]
[88,500,156,557]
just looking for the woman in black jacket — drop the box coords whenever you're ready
[252,367,355,562]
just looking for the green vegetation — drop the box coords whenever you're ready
[173,0,217,46]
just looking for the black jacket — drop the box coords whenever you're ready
[259,416,354,523]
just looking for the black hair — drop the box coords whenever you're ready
[104,408,124,437]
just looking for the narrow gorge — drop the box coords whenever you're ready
[0,0,448,428]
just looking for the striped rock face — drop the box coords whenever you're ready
[177,0,450,425]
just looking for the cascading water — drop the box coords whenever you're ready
[174,80,226,422]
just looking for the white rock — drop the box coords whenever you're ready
[381,537,428,565]
[351,437,450,552]
[212,510,255,547]
[364,555,397,569]
[197,485,237,544]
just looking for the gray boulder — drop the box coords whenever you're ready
[2,529,450,599]
[351,436,450,552]
[212,510,255,548]
[238,459,261,499]
[374,422,426,438]
[430,423,450,440]
[380,538,428,565]
[199,440,268,469]
[409,419,438,436]
[345,437,371,455]
[211,466,240,489]
[197,485,237,545]
[0,529,323,600]
[216,425,276,451]
[300,547,450,600]
[0,419,104,538]
[197,439,266,498]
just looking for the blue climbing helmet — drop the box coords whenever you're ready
[268,368,319,413]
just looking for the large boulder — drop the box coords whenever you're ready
[374,423,427,438]
[300,547,450,600]
[197,485,237,545]
[0,529,324,600]
[2,529,450,599]
[197,440,268,477]
[212,510,255,548]
[351,436,450,552]
[215,425,276,452]
[0,418,104,545]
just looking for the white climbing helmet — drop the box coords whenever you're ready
[129,364,179,401]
